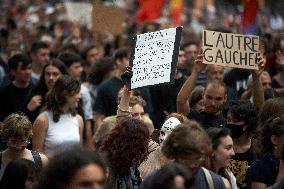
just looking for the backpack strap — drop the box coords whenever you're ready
[31,150,42,168]
[202,167,215,189]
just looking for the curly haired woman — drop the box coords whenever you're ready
[100,118,150,189]
[0,113,47,180]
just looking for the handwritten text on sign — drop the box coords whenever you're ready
[131,28,179,89]
[202,30,259,70]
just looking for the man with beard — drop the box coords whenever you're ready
[177,49,265,129]
[177,51,227,129]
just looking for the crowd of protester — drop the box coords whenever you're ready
[1,0,284,189]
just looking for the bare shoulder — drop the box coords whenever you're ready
[33,112,49,130]
[76,114,83,123]
[76,114,84,128]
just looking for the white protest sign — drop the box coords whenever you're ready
[202,30,259,70]
[64,2,93,29]
[130,27,182,89]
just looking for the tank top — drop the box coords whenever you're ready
[44,111,80,158]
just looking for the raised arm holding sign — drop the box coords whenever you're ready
[129,27,182,89]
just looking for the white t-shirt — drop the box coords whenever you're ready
[44,111,80,158]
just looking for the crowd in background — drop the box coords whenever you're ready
[0,0,284,189]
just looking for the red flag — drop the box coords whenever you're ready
[135,0,166,24]
[242,0,258,34]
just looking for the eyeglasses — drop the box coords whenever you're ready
[8,139,30,146]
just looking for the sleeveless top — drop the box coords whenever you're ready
[44,111,80,158]
[0,150,42,180]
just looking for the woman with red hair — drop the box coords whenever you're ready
[100,118,150,189]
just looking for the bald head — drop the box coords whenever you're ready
[260,71,272,89]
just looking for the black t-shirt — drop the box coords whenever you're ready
[249,153,279,188]
[94,77,153,117]
[0,82,33,120]
[188,110,225,129]
[94,77,123,117]
[229,140,256,189]
[150,75,187,128]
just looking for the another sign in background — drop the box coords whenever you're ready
[92,5,125,35]
[64,2,93,29]
[64,3,124,34]
[130,27,182,89]
[202,30,259,70]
